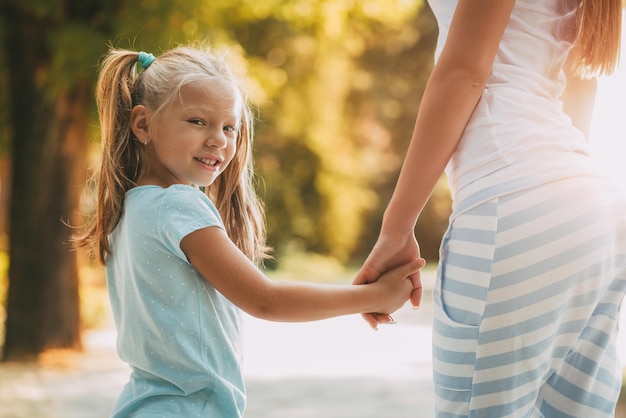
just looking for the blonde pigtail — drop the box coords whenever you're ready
[74,50,145,263]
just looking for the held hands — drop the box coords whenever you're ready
[367,259,423,324]
[354,229,425,329]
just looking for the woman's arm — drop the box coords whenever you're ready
[353,1,515,327]
[561,73,597,140]
[181,226,421,322]
[382,0,515,232]
[561,35,599,140]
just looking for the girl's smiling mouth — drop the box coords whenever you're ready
[195,157,220,167]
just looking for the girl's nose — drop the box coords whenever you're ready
[206,129,227,148]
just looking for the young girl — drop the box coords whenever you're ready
[356,0,626,416]
[74,46,422,417]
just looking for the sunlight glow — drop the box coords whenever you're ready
[588,13,626,195]
[587,14,626,368]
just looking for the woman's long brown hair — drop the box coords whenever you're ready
[570,0,622,77]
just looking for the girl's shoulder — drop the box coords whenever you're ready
[127,183,204,196]
[124,184,223,244]
[127,184,212,206]
[126,184,221,223]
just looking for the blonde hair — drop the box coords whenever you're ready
[569,0,623,77]
[75,45,269,264]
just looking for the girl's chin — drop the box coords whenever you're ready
[192,178,217,188]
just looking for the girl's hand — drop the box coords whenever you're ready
[184,225,422,323]
[354,228,424,329]
[368,260,421,317]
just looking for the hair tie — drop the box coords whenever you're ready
[138,51,155,69]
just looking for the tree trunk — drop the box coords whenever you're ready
[2,2,86,361]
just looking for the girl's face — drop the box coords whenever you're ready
[134,79,242,188]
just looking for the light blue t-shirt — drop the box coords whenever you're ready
[106,185,245,417]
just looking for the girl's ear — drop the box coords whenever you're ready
[130,105,150,144]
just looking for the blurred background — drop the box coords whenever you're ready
[0,0,624,417]
[0,0,446,360]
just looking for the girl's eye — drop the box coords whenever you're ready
[189,119,205,126]
[224,125,237,132]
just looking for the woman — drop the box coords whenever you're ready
[355,1,625,416]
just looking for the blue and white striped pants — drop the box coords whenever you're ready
[433,175,626,417]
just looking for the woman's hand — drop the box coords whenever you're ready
[353,228,424,329]
[368,259,422,318]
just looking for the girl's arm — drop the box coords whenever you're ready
[181,226,421,322]
[354,0,515,326]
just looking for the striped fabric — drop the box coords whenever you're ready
[433,175,626,417]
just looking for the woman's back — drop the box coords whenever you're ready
[429,0,597,204]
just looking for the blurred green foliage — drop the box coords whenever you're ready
[0,0,447,271]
